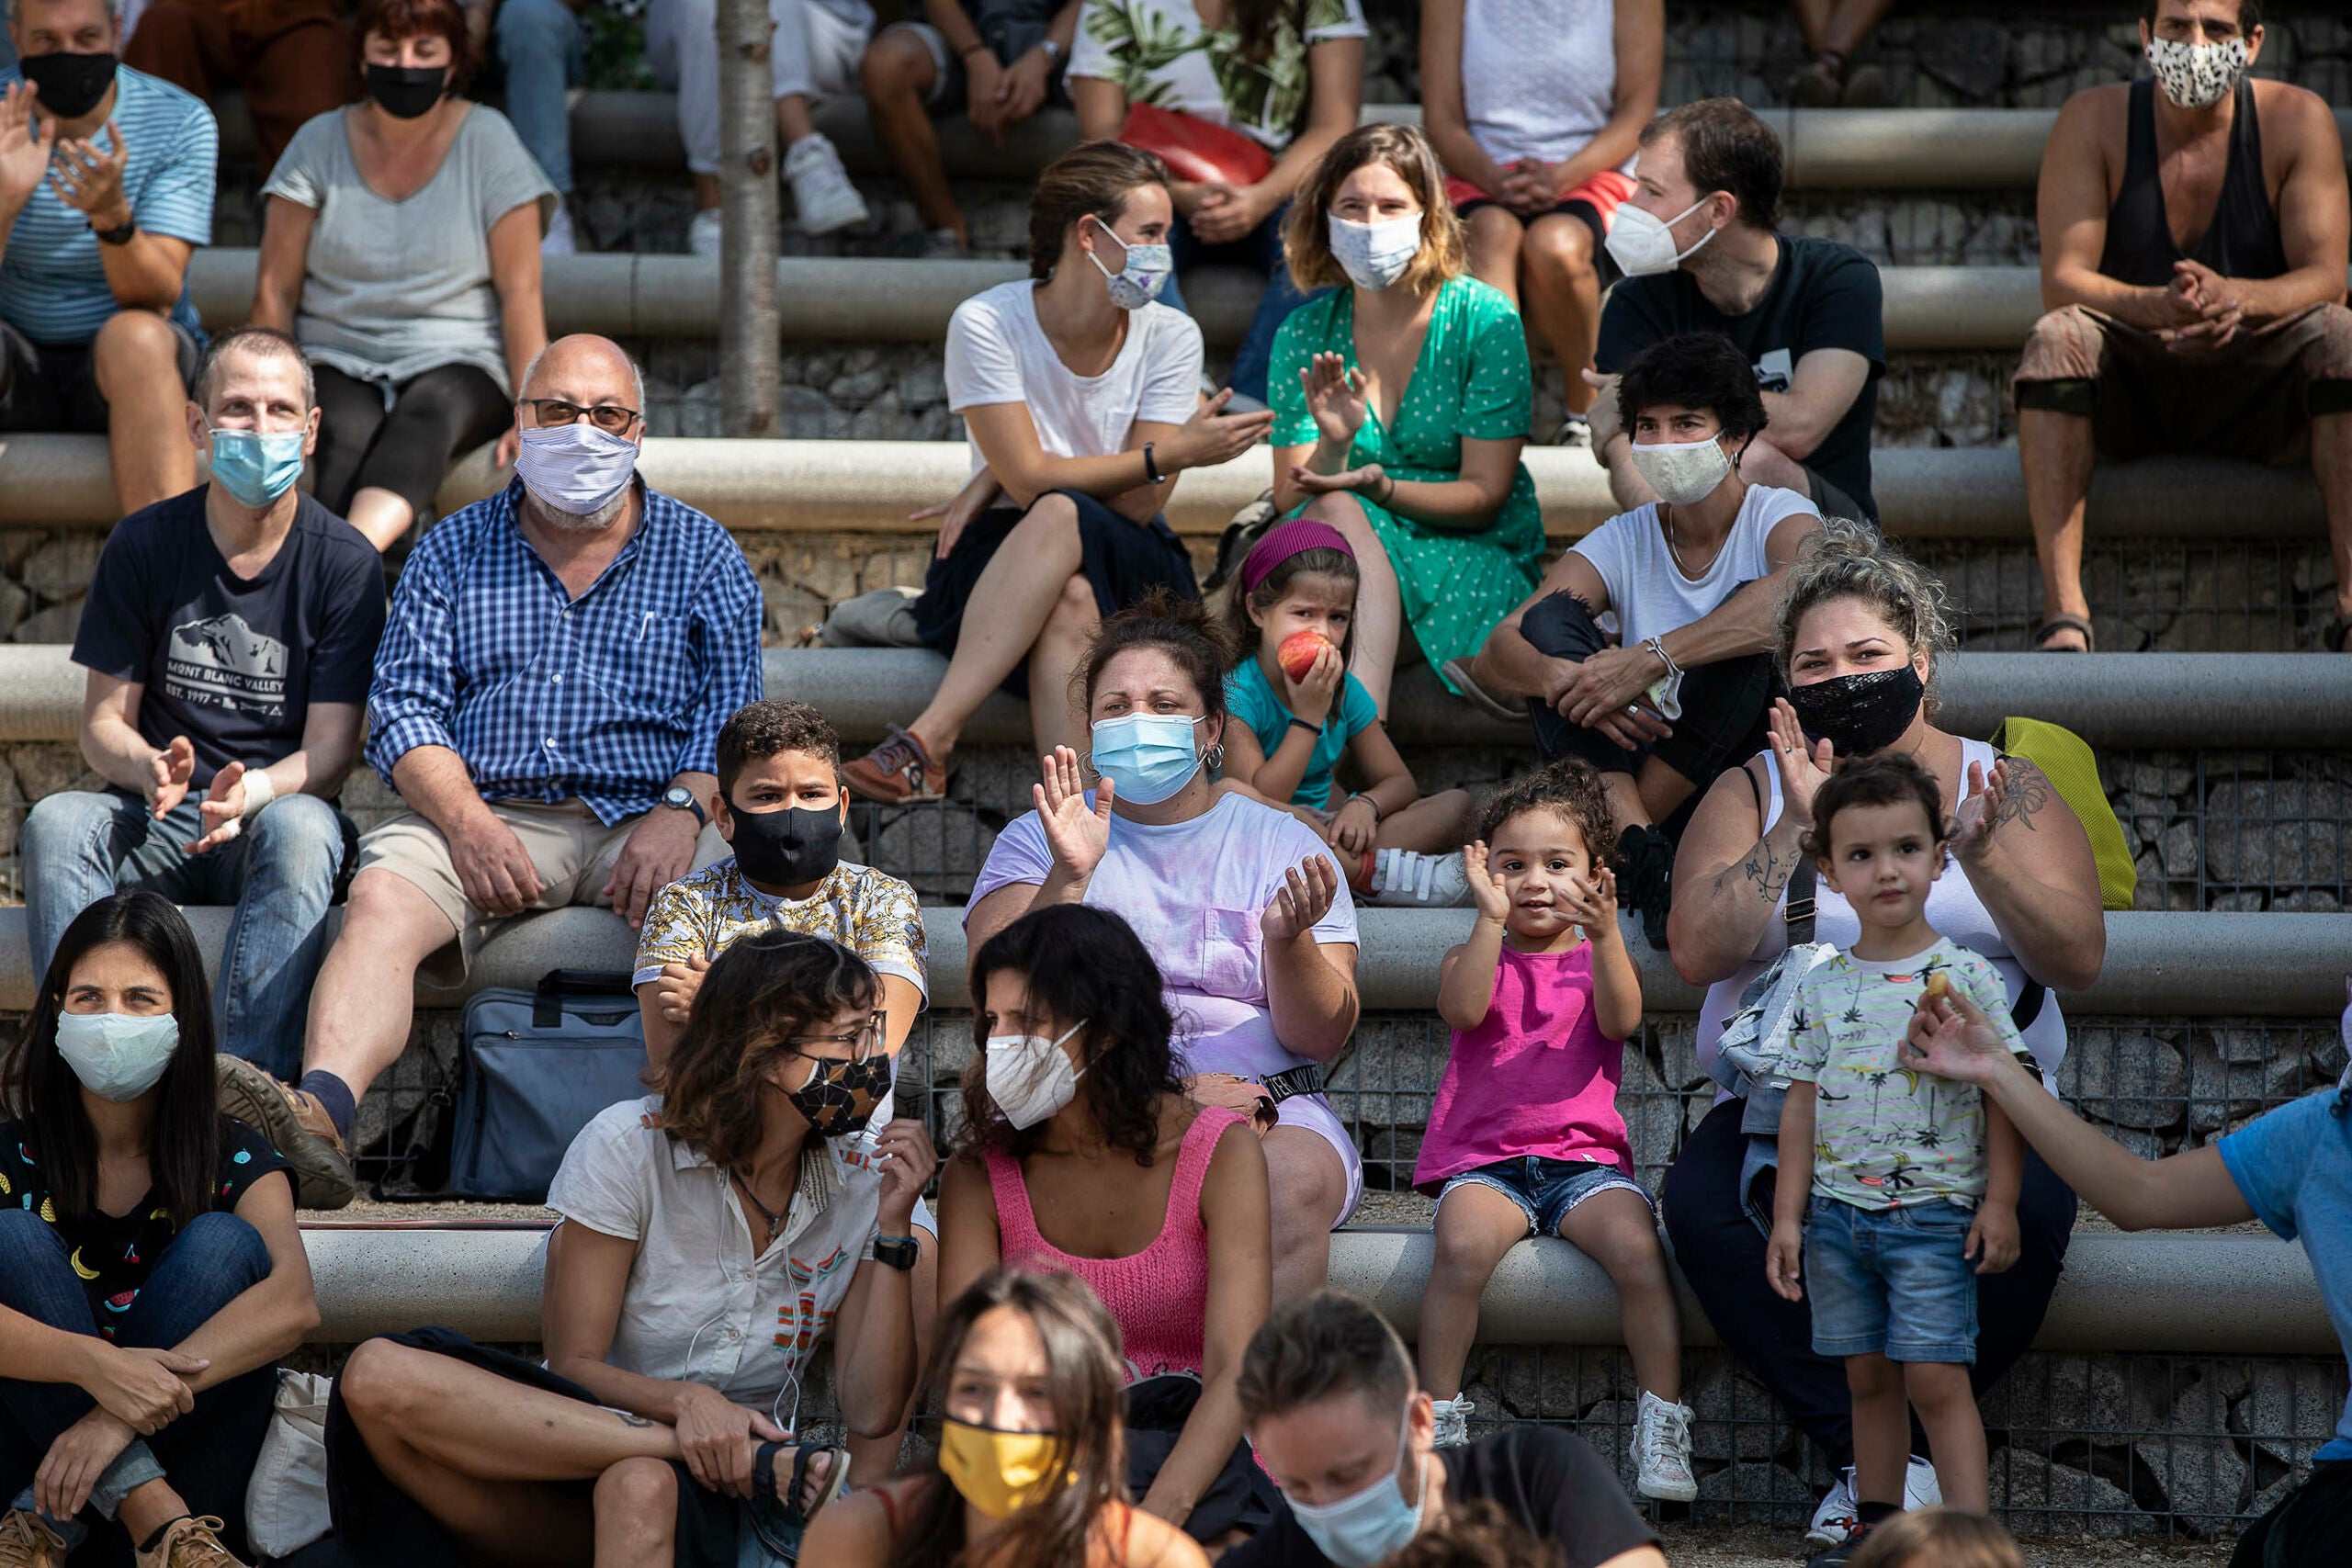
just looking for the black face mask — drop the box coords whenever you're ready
[785,1054,893,1138]
[729,804,843,888]
[21,51,118,121]
[364,62,448,119]
[1788,666,1927,757]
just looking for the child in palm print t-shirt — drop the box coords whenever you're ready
[1762,753,2030,1540]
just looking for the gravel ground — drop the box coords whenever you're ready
[1656,1523,2232,1566]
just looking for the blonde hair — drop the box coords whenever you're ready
[1774,518,1955,719]
[1283,123,1466,296]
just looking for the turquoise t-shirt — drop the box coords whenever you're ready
[2217,1087,2352,1461]
[1224,656,1378,810]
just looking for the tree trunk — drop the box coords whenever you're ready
[715,0,779,437]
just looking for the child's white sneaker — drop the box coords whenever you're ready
[1904,1453,1943,1509]
[1365,848,1472,907]
[1805,1457,1939,1548]
[1430,1395,1474,1448]
[1630,1390,1697,1501]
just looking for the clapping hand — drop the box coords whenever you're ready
[1035,745,1112,882]
[48,119,130,230]
[187,760,254,853]
[1950,758,2010,863]
[0,81,55,213]
[147,736,196,819]
[1261,853,1339,942]
[1163,388,1275,471]
[1299,351,1368,447]
[1557,865,1619,939]
[1767,698,1835,827]
[1464,840,1510,923]
[1287,461,1386,500]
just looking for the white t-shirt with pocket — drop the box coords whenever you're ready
[944,279,1204,477]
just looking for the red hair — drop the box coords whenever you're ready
[355,0,478,87]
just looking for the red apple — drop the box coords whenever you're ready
[1278,630,1332,683]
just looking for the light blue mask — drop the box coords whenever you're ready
[1284,1408,1426,1567]
[208,427,307,508]
[1089,713,1204,806]
[1084,218,1172,310]
[54,1011,181,1102]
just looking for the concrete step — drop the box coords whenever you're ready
[0,434,2327,542]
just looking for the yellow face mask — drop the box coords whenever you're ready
[937,1418,1070,1519]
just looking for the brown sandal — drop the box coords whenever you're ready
[842,724,948,804]
[2031,613,2094,652]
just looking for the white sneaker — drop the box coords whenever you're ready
[1367,849,1472,907]
[1805,1471,1858,1549]
[785,132,868,235]
[1630,1390,1697,1502]
[1430,1395,1474,1449]
[1905,1453,1942,1510]
[687,207,724,257]
[541,204,576,255]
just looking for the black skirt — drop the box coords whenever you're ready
[913,488,1201,699]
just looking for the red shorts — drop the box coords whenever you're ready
[1445,167,1637,231]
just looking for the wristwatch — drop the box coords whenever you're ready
[874,1235,920,1273]
[657,784,707,825]
[89,218,138,246]
[1040,38,1065,67]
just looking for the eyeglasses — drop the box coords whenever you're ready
[520,399,641,434]
[784,1012,888,1065]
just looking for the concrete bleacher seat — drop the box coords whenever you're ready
[0,432,2329,540]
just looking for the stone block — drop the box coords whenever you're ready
[2204,780,2351,886]
[19,535,102,601]
[2231,1361,2343,1472]
[1686,1359,1792,1464]
[2055,1029,2187,1131]
[7,744,96,802]
[1494,1347,1633,1422]
[1696,1461,1816,1515]
[1576,1398,1644,1499]
[2186,1037,2314,1134]
[11,597,82,645]
[1989,1450,2155,1537]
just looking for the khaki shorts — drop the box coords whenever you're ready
[356,797,726,986]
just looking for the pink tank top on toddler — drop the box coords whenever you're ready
[984,1106,1244,1383]
[1411,942,1633,1192]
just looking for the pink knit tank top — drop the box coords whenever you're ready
[984,1107,1243,1384]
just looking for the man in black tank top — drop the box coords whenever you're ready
[2011,0,2352,654]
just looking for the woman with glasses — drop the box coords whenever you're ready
[252,0,553,550]
[325,932,937,1568]
[937,906,1274,1551]
[805,1269,1210,1567]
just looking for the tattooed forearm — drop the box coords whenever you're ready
[1995,760,2052,830]
[613,1411,654,1428]
[1713,835,1798,901]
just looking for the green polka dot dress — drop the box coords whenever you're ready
[1272,275,1544,691]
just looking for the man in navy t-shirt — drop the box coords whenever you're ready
[21,326,384,1078]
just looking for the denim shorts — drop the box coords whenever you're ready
[1439,1156,1650,1237]
[1804,1194,1980,1364]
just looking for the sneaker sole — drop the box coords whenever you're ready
[1638,1476,1700,1503]
[214,1055,358,1211]
[795,197,870,236]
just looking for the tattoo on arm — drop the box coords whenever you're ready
[1713,835,1797,901]
[613,1411,654,1428]
[1996,760,2052,831]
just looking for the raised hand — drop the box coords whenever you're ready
[1768,698,1836,827]
[1950,758,2009,862]
[147,736,196,819]
[49,119,130,229]
[1464,840,1510,924]
[1299,351,1368,447]
[187,760,252,853]
[1164,388,1276,472]
[1035,745,1112,882]
[1558,865,1620,938]
[0,80,55,213]
[1261,853,1339,942]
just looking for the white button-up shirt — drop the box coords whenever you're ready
[546,1097,882,1410]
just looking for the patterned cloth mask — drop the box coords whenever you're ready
[784,1053,892,1137]
[2145,36,2249,111]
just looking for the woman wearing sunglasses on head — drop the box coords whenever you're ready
[326,932,937,1568]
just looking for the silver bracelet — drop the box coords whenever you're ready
[1643,635,1682,680]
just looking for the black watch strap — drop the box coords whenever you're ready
[90,218,138,246]
[873,1235,920,1272]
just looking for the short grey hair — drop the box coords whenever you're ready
[7,0,122,33]
[518,337,647,415]
[193,325,313,412]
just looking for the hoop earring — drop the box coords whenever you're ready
[1203,742,1226,774]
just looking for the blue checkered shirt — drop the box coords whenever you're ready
[366,479,764,823]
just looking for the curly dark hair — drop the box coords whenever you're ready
[1802,751,1948,861]
[961,906,1183,1167]
[1378,1502,1566,1568]
[1076,588,1235,729]
[653,931,876,1171]
[716,699,841,795]
[1473,760,1619,870]
[1615,332,1769,450]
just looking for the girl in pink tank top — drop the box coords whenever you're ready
[1413,765,1697,1503]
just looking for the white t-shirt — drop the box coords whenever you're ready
[944,280,1204,477]
[1569,484,1816,651]
[1462,0,1630,171]
[545,1098,883,1410]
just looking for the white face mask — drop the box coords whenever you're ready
[1084,218,1173,310]
[2145,36,2250,111]
[1604,195,1719,277]
[983,1021,1088,1130]
[514,423,639,520]
[54,1011,181,1102]
[1629,433,1735,506]
[1328,211,1422,292]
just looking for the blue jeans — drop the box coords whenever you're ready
[1160,199,1318,406]
[1440,1156,1649,1237]
[22,789,353,1079]
[498,0,589,194]
[1803,1194,1982,1365]
[0,1209,278,1561]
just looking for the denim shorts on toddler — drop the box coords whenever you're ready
[1804,1193,1979,1364]
[1439,1155,1650,1237]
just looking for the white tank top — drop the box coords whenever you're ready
[1460,0,1632,171]
[1693,737,2070,1090]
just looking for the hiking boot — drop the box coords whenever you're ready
[1430,1395,1474,1449]
[133,1517,247,1568]
[842,725,948,805]
[0,1511,65,1568]
[1630,1390,1697,1502]
[215,1056,356,1210]
[785,133,868,235]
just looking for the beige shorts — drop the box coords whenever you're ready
[356,797,726,986]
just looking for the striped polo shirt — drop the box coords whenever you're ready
[0,62,214,345]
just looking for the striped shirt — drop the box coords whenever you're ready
[366,479,765,823]
[0,64,214,345]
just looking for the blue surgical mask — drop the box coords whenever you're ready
[53,1012,181,1102]
[1084,218,1172,310]
[208,427,307,508]
[1285,1408,1427,1567]
[1088,713,1205,806]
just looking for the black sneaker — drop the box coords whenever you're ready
[1614,824,1674,952]
[1807,1521,1873,1568]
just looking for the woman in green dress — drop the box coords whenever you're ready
[1269,122,1545,715]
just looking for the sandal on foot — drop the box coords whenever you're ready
[842,724,948,804]
[2031,613,2094,652]
[2324,614,2352,653]
[748,1440,851,1558]
[1440,657,1526,725]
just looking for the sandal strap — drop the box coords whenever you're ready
[752,1438,786,1507]
[2032,614,2095,650]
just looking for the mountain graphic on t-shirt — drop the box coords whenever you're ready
[164,612,289,718]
